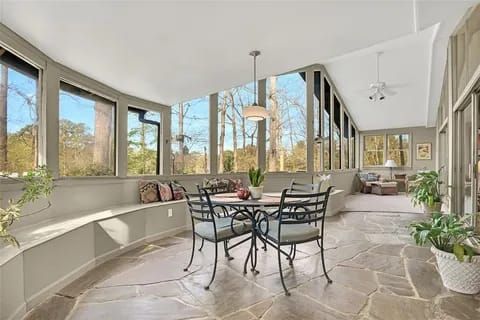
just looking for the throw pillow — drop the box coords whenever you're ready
[170,181,186,200]
[138,180,160,204]
[318,174,332,193]
[158,182,173,201]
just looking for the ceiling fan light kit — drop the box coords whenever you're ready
[369,52,387,101]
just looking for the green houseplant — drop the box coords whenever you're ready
[409,212,480,294]
[0,166,54,247]
[248,167,265,199]
[409,168,443,214]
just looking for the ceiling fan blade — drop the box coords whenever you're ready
[385,82,408,89]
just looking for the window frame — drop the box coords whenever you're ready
[362,132,412,169]
[127,106,161,176]
[58,78,118,177]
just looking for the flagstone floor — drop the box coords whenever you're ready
[25,203,480,319]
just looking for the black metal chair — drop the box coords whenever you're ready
[195,184,234,256]
[183,187,252,290]
[258,186,334,296]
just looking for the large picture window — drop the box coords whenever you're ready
[128,108,160,175]
[324,80,331,171]
[363,135,385,166]
[171,97,209,174]
[0,47,39,174]
[313,71,321,172]
[343,113,349,169]
[218,84,257,173]
[387,133,410,167]
[267,72,307,172]
[59,81,116,176]
[333,96,341,169]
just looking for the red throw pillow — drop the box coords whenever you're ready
[158,182,173,201]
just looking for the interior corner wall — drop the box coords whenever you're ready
[359,126,437,176]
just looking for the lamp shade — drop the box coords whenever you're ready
[384,159,398,168]
[242,105,269,121]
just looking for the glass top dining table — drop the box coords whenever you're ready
[208,192,303,274]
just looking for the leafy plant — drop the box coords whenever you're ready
[409,168,443,208]
[248,167,265,187]
[0,166,54,247]
[409,212,479,262]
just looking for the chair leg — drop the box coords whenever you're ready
[205,242,218,290]
[277,244,290,296]
[320,239,332,284]
[224,241,234,260]
[198,239,205,251]
[184,232,196,272]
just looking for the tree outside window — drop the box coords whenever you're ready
[0,49,39,175]
[171,96,209,174]
[363,135,384,166]
[128,108,160,175]
[59,82,116,176]
[267,72,307,172]
[218,84,257,173]
[387,134,410,167]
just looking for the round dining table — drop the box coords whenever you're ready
[209,192,300,274]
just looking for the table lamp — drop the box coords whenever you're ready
[384,159,398,179]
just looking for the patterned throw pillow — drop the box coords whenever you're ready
[138,180,160,204]
[158,182,173,201]
[227,178,243,192]
[170,181,186,200]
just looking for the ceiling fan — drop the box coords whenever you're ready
[368,52,397,101]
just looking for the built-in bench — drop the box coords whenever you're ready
[0,199,188,320]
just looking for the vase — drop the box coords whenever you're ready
[249,186,263,199]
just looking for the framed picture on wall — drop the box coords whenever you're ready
[416,143,432,160]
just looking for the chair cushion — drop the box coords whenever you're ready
[195,217,251,241]
[260,220,319,243]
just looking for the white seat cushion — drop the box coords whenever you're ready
[195,217,251,241]
[260,220,319,243]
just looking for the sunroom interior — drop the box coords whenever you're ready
[0,1,479,320]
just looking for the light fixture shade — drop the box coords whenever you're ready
[242,105,269,121]
[384,159,398,168]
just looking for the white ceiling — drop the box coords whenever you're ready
[0,0,475,130]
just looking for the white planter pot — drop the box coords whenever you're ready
[431,246,480,294]
[249,186,264,199]
[423,202,442,215]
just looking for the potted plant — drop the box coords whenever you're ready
[1,166,54,247]
[248,167,265,199]
[409,169,443,214]
[410,213,480,294]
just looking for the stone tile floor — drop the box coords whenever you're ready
[25,209,480,320]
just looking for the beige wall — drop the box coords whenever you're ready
[360,126,436,177]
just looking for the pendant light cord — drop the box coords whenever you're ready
[253,53,257,104]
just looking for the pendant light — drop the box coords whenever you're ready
[242,50,269,121]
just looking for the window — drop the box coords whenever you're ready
[363,135,385,166]
[333,96,341,169]
[171,97,209,174]
[351,125,356,168]
[218,84,257,173]
[127,108,160,175]
[387,134,410,167]
[0,47,40,174]
[267,72,307,172]
[313,71,321,172]
[59,81,116,176]
[343,113,349,169]
[324,80,331,171]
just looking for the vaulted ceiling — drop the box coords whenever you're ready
[0,0,475,130]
